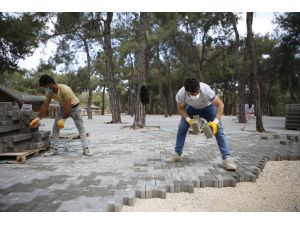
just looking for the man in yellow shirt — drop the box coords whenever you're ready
[30,74,93,157]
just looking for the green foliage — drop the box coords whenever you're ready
[1,12,299,116]
[0,12,48,73]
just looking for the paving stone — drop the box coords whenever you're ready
[244,172,257,182]
[12,133,32,142]
[0,115,299,211]
[122,191,136,206]
[222,175,236,187]
[135,185,146,199]
[204,176,219,187]
[261,136,268,140]
[32,131,51,139]
[0,102,12,107]
[280,140,291,145]
[181,181,194,193]
[174,180,182,193]
[30,141,50,149]
[165,180,175,193]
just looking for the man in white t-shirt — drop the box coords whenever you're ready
[165,78,236,171]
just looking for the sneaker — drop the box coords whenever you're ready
[223,157,237,171]
[44,148,58,157]
[83,148,93,157]
[165,153,182,163]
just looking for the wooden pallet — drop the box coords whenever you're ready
[0,147,48,164]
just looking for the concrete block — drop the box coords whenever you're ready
[244,172,256,182]
[273,134,280,139]
[12,106,19,111]
[0,124,20,133]
[2,135,13,143]
[230,171,244,182]
[222,175,236,187]
[7,142,30,152]
[135,186,146,199]
[165,181,175,193]
[0,121,8,126]
[174,180,182,193]
[280,140,291,145]
[11,115,20,121]
[30,141,50,149]
[204,176,218,187]
[192,178,200,188]
[199,177,206,187]
[12,133,32,142]
[202,125,213,139]
[32,131,51,139]
[152,187,166,198]
[0,102,12,107]
[107,198,123,212]
[215,175,224,188]
[31,136,50,143]
[123,191,136,206]
[145,185,153,199]
[20,111,33,116]
[182,181,194,193]
[7,111,14,116]
[261,136,268,140]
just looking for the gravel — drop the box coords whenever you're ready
[123,160,300,212]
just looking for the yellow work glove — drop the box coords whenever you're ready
[29,117,41,128]
[185,117,195,127]
[208,118,219,135]
[57,119,65,129]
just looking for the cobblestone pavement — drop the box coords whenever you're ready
[0,115,299,211]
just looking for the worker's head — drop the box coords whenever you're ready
[39,74,56,94]
[184,78,200,99]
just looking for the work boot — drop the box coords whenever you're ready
[165,153,182,163]
[44,148,58,157]
[223,157,237,171]
[83,148,93,157]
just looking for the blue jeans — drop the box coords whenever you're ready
[175,104,230,160]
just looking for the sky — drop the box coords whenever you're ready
[17,12,277,71]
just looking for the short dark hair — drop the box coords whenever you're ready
[184,78,200,93]
[39,74,56,86]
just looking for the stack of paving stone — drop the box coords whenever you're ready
[0,102,50,154]
[285,104,300,130]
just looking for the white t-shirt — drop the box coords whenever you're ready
[175,82,216,109]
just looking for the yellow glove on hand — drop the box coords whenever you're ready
[57,119,65,129]
[185,117,195,127]
[29,118,41,128]
[208,118,219,135]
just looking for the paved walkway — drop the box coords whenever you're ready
[0,115,299,211]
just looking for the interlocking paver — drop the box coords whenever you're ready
[0,115,299,211]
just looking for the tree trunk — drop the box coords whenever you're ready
[155,43,168,117]
[232,19,246,123]
[101,85,105,115]
[103,12,121,123]
[82,38,93,120]
[246,12,265,132]
[132,12,148,129]
[166,59,175,116]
